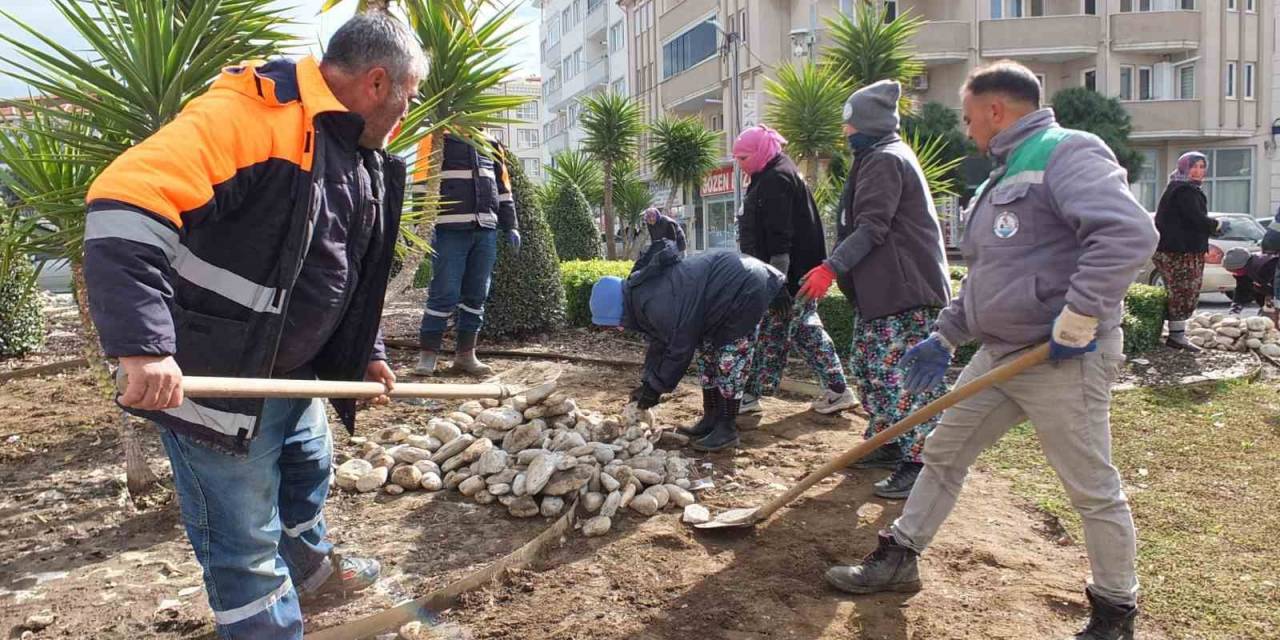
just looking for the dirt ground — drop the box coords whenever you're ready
[1,330,1184,640]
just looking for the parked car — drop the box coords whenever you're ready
[1135,212,1265,298]
[32,252,73,294]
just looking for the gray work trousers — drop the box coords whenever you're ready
[890,329,1139,606]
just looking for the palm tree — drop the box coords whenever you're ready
[823,2,923,114]
[611,163,654,258]
[377,0,528,302]
[545,150,604,209]
[0,0,296,503]
[764,63,854,187]
[578,92,643,259]
[647,116,720,216]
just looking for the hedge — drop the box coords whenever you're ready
[561,260,634,327]
[0,259,44,357]
[485,160,567,336]
[546,182,600,261]
[559,259,1167,362]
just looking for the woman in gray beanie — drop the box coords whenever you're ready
[797,79,952,499]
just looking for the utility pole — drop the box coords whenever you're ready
[728,24,742,222]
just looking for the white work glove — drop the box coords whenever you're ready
[1049,306,1098,361]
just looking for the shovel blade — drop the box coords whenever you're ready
[692,507,761,530]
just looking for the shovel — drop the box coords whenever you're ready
[694,343,1050,530]
[115,372,525,401]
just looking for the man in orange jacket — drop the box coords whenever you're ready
[83,14,425,639]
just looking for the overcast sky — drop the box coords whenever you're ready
[0,0,541,99]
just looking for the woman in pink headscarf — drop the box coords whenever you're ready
[730,125,857,418]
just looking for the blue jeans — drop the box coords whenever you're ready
[159,399,333,639]
[420,227,499,342]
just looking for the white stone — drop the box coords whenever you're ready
[525,454,557,495]
[600,473,621,492]
[459,401,485,417]
[336,459,372,490]
[1215,336,1236,346]
[516,447,550,465]
[376,426,410,444]
[489,483,511,496]
[458,475,487,497]
[508,496,540,518]
[540,496,565,517]
[458,437,494,465]
[1218,326,1244,338]
[430,434,475,464]
[682,504,711,524]
[628,494,660,516]
[620,483,637,509]
[542,467,593,496]
[627,438,652,456]
[412,460,441,477]
[476,406,524,431]
[1248,316,1274,332]
[582,515,612,537]
[512,473,528,496]
[384,483,404,496]
[443,470,472,490]
[502,421,543,453]
[551,431,588,452]
[665,484,696,507]
[348,436,368,446]
[1262,344,1280,358]
[601,490,622,518]
[405,435,442,452]
[441,454,469,473]
[1247,338,1263,350]
[632,469,664,486]
[481,399,500,408]
[643,484,670,509]
[553,453,578,471]
[391,446,433,465]
[486,468,518,486]
[474,489,496,505]
[476,449,509,476]
[507,396,529,413]
[524,380,558,406]
[583,492,604,512]
[419,472,443,491]
[355,467,388,493]
[390,464,423,490]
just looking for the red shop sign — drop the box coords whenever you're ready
[701,165,749,197]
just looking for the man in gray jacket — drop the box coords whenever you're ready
[823,61,1157,640]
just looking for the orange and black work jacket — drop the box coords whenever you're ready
[83,56,405,454]
[431,133,517,231]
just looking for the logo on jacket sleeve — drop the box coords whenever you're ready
[993,211,1020,239]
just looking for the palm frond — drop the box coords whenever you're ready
[647,116,721,200]
[546,150,604,208]
[764,63,853,169]
[579,92,644,164]
[903,129,963,202]
[822,3,923,114]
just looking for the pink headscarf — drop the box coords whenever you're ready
[733,125,787,175]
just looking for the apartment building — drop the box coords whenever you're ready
[536,0,631,173]
[621,0,1273,252]
[483,75,546,182]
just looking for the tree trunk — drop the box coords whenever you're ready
[384,130,444,305]
[72,261,165,505]
[602,158,616,260]
[805,156,819,190]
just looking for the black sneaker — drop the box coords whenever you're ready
[301,554,380,602]
[874,461,923,500]
[850,443,904,470]
[677,388,720,438]
[1067,588,1137,640]
[825,531,921,595]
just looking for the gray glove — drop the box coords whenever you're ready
[769,253,790,275]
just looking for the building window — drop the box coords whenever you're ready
[1082,68,1096,92]
[1176,64,1195,99]
[1246,0,1255,12]
[1120,0,1154,10]
[516,100,538,121]
[1181,0,1195,8]
[517,128,539,147]
[572,0,582,23]
[710,113,723,131]
[1199,148,1252,213]
[662,19,718,79]
[1225,61,1237,98]
[522,157,541,177]
[882,1,897,22]
[611,78,626,95]
[588,0,603,13]
[609,22,624,52]
[1119,65,1133,100]
[1244,63,1255,99]
[1138,66,1153,100]
[1084,0,1097,14]
[1227,0,1236,10]
[548,16,560,46]
[1130,149,1159,212]
[568,101,580,126]
[561,8,573,34]
[488,129,505,144]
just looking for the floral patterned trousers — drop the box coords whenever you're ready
[1151,251,1205,322]
[698,335,756,400]
[746,300,849,397]
[847,307,946,463]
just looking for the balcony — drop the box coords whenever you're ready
[583,58,609,90]
[546,129,570,156]
[1123,100,1201,139]
[980,15,1101,62]
[912,21,970,66]
[583,2,607,40]
[660,57,721,112]
[1110,11,1200,54]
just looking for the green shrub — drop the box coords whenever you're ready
[1122,283,1167,354]
[412,259,432,289]
[949,265,967,281]
[560,260,634,327]
[0,258,44,357]
[546,182,600,261]
[485,161,567,336]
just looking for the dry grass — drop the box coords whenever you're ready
[979,380,1280,640]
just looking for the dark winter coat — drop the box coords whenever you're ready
[647,214,686,252]
[434,134,517,231]
[832,134,951,320]
[737,153,827,294]
[1232,254,1278,306]
[1155,181,1215,253]
[622,240,783,394]
[83,57,402,454]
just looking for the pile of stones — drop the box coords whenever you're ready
[332,380,705,537]
[1186,312,1280,357]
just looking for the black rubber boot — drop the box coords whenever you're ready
[825,531,922,595]
[1067,588,1137,640]
[851,443,904,470]
[693,397,740,452]
[677,388,720,438]
[874,461,923,499]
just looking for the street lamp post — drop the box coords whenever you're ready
[712,20,743,234]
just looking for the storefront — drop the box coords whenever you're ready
[694,165,749,253]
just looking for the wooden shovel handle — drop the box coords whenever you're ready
[117,372,514,400]
[752,343,1051,523]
